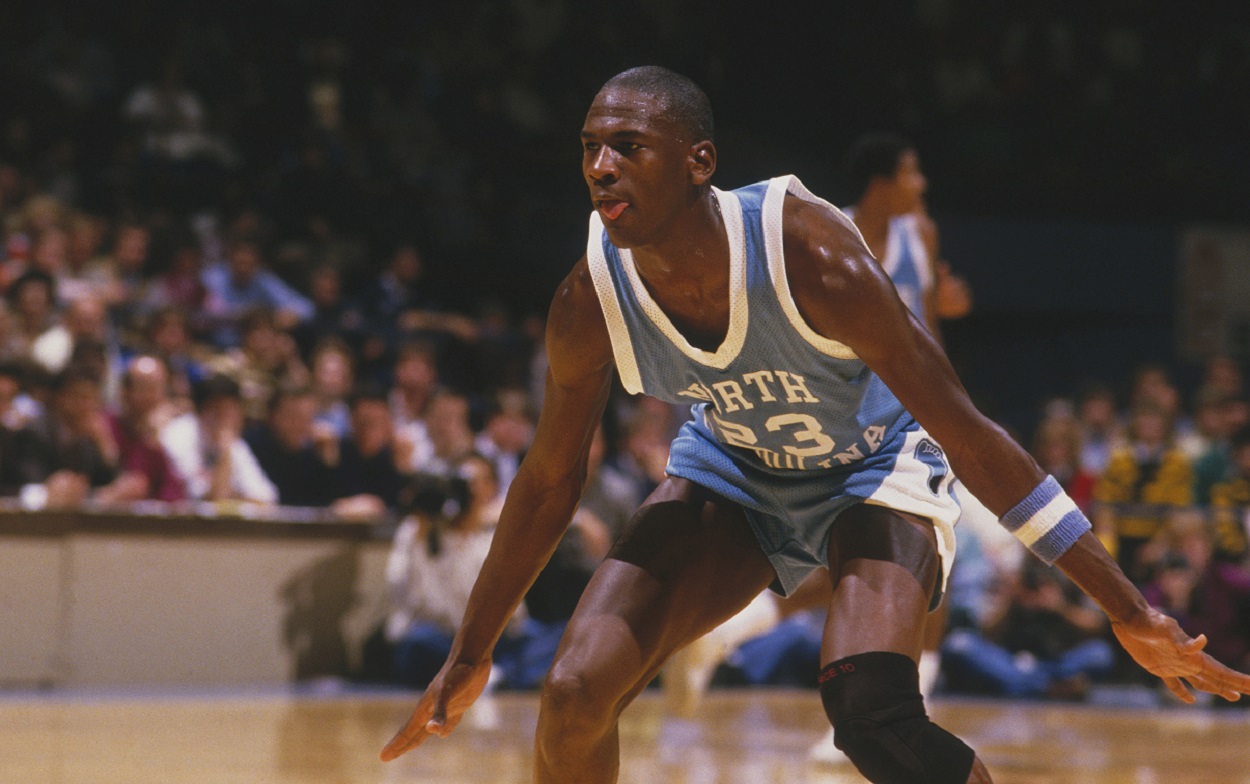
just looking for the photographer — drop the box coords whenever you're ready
[385,453,557,689]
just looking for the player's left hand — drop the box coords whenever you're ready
[1112,607,1250,703]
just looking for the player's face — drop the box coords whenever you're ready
[890,149,927,214]
[581,87,698,248]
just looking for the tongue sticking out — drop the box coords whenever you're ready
[601,201,629,221]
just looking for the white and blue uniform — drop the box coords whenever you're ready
[841,206,934,324]
[586,175,960,595]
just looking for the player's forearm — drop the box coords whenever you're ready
[1053,532,1151,625]
[451,466,584,662]
[943,417,1047,515]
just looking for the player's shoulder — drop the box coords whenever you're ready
[780,193,881,291]
[545,255,614,372]
[548,255,601,332]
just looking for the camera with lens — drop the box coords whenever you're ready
[400,471,472,521]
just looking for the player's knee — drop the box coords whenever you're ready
[540,663,618,727]
[819,652,975,784]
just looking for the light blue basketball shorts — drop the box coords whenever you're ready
[666,414,961,599]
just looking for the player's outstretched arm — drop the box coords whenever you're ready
[783,197,1250,703]
[381,258,616,762]
[1054,532,1250,703]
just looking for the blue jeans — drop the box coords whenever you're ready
[732,612,824,687]
[391,618,569,690]
[941,628,1114,697]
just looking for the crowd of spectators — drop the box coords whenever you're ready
[1,3,1247,699]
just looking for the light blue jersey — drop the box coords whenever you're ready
[841,207,934,324]
[586,175,960,595]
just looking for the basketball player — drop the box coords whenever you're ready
[381,67,1250,784]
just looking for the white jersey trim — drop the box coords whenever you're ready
[586,212,645,395]
[763,175,861,360]
[616,186,748,370]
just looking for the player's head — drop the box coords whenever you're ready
[600,67,715,145]
[582,66,717,248]
[847,133,926,214]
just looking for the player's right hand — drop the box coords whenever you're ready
[379,655,493,762]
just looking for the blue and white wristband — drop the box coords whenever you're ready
[999,475,1091,565]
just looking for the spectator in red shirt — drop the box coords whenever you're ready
[109,355,186,501]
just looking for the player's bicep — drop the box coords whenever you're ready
[525,363,613,484]
[522,260,616,484]
[799,237,990,450]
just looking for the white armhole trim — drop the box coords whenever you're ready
[585,213,644,395]
[617,187,748,369]
[762,175,860,360]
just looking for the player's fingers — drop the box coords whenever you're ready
[1192,660,1250,698]
[1181,634,1208,654]
[1163,676,1195,704]
[380,717,431,761]
[1182,672,1241,702]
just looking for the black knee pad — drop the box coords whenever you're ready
[819,652,974,784]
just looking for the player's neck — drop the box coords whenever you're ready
[630,188,727,284]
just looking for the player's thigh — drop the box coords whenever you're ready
[821,503,941,663]
[549,477,776,696]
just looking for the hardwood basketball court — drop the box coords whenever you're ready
[3,688,1248,783]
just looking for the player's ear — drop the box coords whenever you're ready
[689,141,716,185]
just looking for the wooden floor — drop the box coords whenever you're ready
[3,688,1249,783]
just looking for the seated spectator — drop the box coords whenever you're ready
[942,560,1114,700]
[88,220,152,330]
[140,306,209,407]
[0,364,71,502]
[474,388,534,494]
[4,270,61,363]
[108,355,185,501]
[1142,514,1250,694]
[139,230,208,334]
[579,422,642,542]
[57,214,108,305]
[159,374,278,504]
[206,307,310,425]
[1074,381,1125,475]
[292,262,365,359]
[307,336,354,438]
[244,386,336,507]
[29,225,71,287]
[413,389,476,476]
[1093,401,1194,584]
[1208,424,1250,562]
[21,366,149,508]
[389,340,439,469]
[355,243,478,356]
[0,360,42,429]
[30,292,111,375]
[610,397,677,500]
[1190,387,1242,506]
[202,233,313,348]
[384,453,562,690]
[322,385,408,517]
[1032,414,1096,512]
